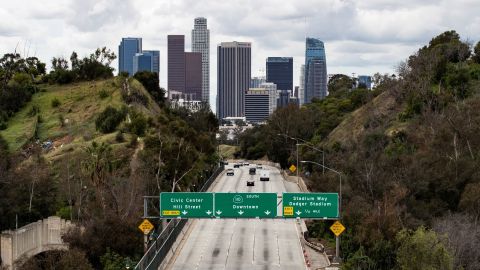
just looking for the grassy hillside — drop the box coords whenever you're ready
[0,77,159,155]
[325,89,402,146]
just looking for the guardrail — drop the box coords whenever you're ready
[134,164,224,270]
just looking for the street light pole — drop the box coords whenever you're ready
[301,160,343,262]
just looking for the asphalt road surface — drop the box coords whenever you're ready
[166,164,307,270]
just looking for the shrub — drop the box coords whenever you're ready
[115,131,124,142]
[98,89,109,99]
[95,106,126,133]
[27,105,40,117]
[51,98,61,108]
[126,110,147,136]
[129,134,138,148]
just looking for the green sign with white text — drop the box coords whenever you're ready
[214,193,277,218]
[160,192,214,218]
[282,193,339,218]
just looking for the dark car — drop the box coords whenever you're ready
[247,179,255,186]
[226,169,234,176]
[249,167,256,175]
[233,164,241,168]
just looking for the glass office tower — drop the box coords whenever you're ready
[304,38,327,103]
[118,37,142,76]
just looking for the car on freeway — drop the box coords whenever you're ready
[243,161,249,166]
[233,163,241,168]
[249,167,256,175]
[256,164,263,169]
[260,169,270,181]
[247,178,255,186]
[226,169,234,176]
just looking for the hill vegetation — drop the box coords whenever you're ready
[237,31,480,269]
[0,49,218,269]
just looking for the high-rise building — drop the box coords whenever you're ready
[358,75,372,89]
[185,52,203,101]
[192,17,210,103]
[259,82,277,114]
[217,41,251,120]
[168,35,186,93]
[250,76,266,88]
[133,50,160,76]
[277,90,292,108]
[245,89,270,123]
[143,50,160,75]
[266,57,293,91]
[246,83,277,123]
[118,38,142,76]
[133,53,152,75]
[304,38,327,103]
[299,65,305,106]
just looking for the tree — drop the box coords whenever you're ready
[434,214,480,270]
[396,227,453,270]
[81,141,116,213]
[473,41,480,64]
[133,71,165,105]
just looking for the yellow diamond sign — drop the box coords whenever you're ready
[138,219,154,235]
[289,164,297,173]
[330,220,346,237]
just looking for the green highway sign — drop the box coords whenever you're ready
[160,192,214,218]
[214,193,277,218]
[282,193,339,219]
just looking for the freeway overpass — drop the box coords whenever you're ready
[163,163,312,270]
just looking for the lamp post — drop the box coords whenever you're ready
[301,160,343,262]
[277,134,300,184]
[296,143,325,175]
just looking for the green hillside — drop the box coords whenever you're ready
[0,77,160,155]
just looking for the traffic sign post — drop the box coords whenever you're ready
[214,193,277,218]
[138,219,154,235]
[160,192,214,218]
[289,164,297,173]
[330,220,345,236]
[282,193,339,218]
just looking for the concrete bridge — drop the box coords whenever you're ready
[1,216,72,269]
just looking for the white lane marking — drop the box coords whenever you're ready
[224,218,237,268]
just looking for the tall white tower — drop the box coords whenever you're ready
[192,17,210,104]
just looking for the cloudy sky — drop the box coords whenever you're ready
[1,0,480,107]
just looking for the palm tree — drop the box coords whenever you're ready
[81,141,114,213]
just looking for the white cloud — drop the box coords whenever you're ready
[1,0,479,109]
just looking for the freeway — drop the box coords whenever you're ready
[165,163,307,270]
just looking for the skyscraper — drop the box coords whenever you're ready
[168,35,185,93]
[185,52,203,101]
[250,76,266,88]
[143,50,160,75]
[192,17,210,103]
[304,38,327,103]
[266,57,293,91]
[133,50,160,76]
[357,75,372,89]
[118,38,142,76]
[217,42,251,119]
[299,64,305,106]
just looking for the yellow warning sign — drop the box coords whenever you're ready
[283,206,294,216]
[162,210,181,216]
[138,219,154,235]
[330,220,346,237]
[289,164,297,173]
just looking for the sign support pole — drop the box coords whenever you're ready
[144,234,148,253]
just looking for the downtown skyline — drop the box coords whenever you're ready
[1,0,479,109]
